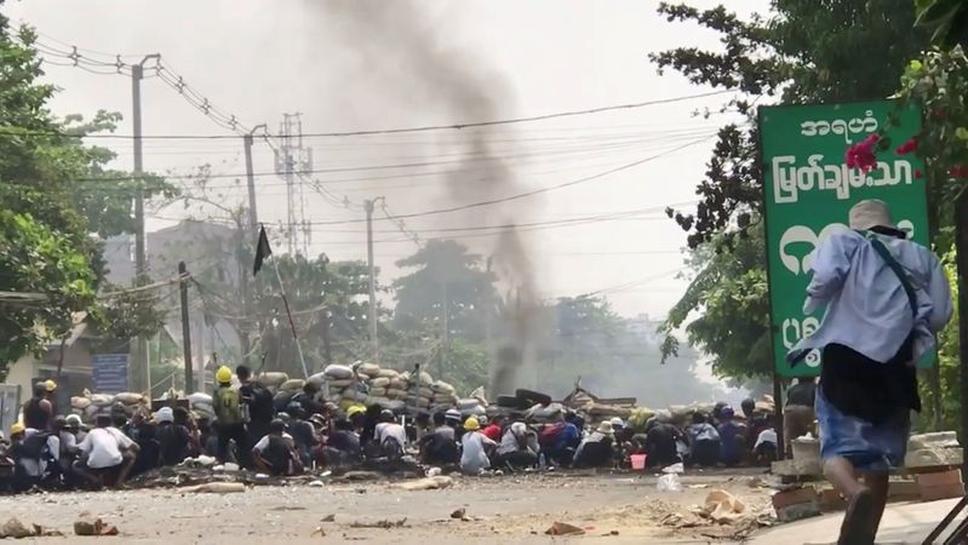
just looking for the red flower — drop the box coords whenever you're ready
[915,169,923,179]
[895,137,918,155]
[845,133,880,172]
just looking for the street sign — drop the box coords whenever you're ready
[759,100,931,377]
[92,353,129,394]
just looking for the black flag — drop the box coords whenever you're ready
[253,225,272,276]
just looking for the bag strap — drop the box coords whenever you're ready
[862,230,918,317]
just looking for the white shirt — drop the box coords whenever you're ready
[460,431,495,474]
[754,429,778,450]
[375,422,407,447]
[497,429,532,456]
[253,432,293,453]
[78,427,134,469]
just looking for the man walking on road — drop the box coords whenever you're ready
[789,199,952,545]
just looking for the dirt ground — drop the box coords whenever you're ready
[0,470,775,545]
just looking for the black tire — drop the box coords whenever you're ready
[496,395,521,408]
[515,388,552,407]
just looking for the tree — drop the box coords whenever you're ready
[660,230,772,380]
[0,15,173,377]
[651,0,929,380]
[392,240,499,342]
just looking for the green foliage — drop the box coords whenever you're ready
[253,254,373,376]
[0,210,95,373]
[652,0,930,381]
[915,0,968,47]
[660,228,772,380]
[393,239,499,342]
[0,13,175,376]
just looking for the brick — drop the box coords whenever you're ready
[916,469,963,488]
[772,486,818,510]
[776,501,821,523]
[888,480,921,502]
[921,483,966,502]
[817,488,846,512]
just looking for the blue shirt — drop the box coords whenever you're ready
[789,229,952,364]
[553,422,580,451]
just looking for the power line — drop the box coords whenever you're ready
[297,135,714,226]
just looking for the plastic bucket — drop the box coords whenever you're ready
[630,454,647,470]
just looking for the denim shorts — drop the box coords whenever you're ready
[816,386,910,472]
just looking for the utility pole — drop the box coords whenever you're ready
[131,53,160,393]
[364,199,379,362]
[243,124,267,230]
[178,262,194,393]
[440,282,449,378]
[241,124,266,366]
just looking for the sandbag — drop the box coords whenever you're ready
[388,378,408,390]
[432,381,456,394]
[307,372,328,388]
[115,392,144,405]
[418,387,434,399]
[327,378,355,389]
[188,392,213,406]
[358,363,381,377]
[418,372,434,386]
[90,394,114,407]
[323,364,354,380]
[386,388,409,399]
[371,377,391,388]
[366,396,394,407]
[71,396,92,410]
[257,372,289,387]
[280,379,305,392]
[458,398,481,411]
[369,387,387,397]
[376,369,400,379]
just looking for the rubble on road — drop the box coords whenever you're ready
[178,482,246,494]
[348,518,408,529]
[394,475,454,491]
[545,521,586,536]
[73,516,119,536]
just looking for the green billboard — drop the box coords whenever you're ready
[759,100,930,377]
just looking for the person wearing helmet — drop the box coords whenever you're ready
[252,418,301,476]
[459,416,496,475]
[22,382,53,431]
[43,380,59,416]
[495,421,538,471]
[9,420,61,491]
[373,409,406,459]
[212,366,247,466]
[73,414,139,489]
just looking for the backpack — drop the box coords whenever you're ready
[246,382,275,423]
[539,422,566,449]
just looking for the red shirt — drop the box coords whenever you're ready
[481,424,502,442]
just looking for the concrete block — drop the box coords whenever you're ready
[920,482,965,502]
[915,469,962,488]
[772,486,818,510]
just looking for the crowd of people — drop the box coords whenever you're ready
[0,363,799,493]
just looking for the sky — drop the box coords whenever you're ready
[7,0,771,320]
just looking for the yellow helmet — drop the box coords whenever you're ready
[44,379,57,392]
[346,404,366,418]
[215,366,233,384]
[10,422,25,436]
[464,416,480,431]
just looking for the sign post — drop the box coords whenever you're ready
[759,100,931,377]
[92,354,130,394]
